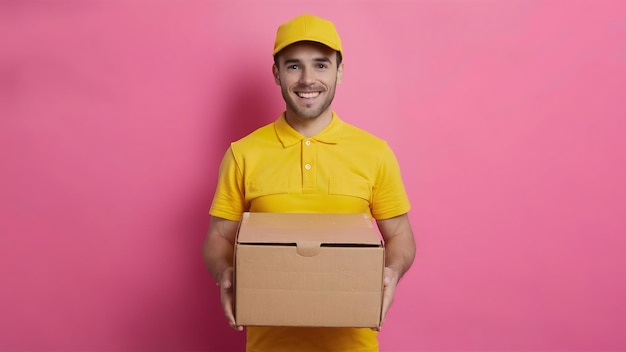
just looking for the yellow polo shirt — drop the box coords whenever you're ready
[210,112,411,352]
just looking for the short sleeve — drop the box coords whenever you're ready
[209,146,247,221]
[370,144,411,220]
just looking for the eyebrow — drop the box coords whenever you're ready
[283,57,332,65]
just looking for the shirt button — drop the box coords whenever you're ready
[304,164,311,170]
[305,140,311,146]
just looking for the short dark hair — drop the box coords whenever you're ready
[274,51,343,67]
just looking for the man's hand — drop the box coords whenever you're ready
[203,216,242,331]
[373,214,416,331]
[218,267,243,331]
[372,266,400,331]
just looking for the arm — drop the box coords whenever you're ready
[202,215,243,331]
[376,213,416,327]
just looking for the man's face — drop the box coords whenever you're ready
[273,41,343,120]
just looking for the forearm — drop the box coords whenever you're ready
[203,235,234,282]
[377,213,416,279]
[384,232,416,279]
[202,216,239,283]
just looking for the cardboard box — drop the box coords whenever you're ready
[234,212,385,328]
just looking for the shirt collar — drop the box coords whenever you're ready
[275,112,344,148]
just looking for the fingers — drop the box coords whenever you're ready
[379,267,399,328]
[380,281,395,326]
[219,268,244,332]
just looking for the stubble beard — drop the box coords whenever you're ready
[281,82,337,120]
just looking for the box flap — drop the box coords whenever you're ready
[237,212,381,247]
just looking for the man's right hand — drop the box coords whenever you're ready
[218,267,243,331]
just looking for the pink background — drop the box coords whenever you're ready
[1,1,625,351]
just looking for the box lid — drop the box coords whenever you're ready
[237,212,382,247]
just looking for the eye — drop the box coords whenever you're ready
[317,64,328,69]
[287,64,300,70]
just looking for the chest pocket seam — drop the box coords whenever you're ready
[246,179,289,200]
[328,178,371,201]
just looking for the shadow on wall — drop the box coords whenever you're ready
[115,64,281,352]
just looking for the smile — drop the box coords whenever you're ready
[296,91,321,99]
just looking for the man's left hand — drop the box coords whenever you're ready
[373,266,399,331]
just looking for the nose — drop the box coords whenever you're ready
[299,67,315,86]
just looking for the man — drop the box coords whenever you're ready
[203,14,416,352]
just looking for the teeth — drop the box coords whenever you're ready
[297,92,320,98]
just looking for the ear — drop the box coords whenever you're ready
[272,64,280,85]
[336,62,344,84]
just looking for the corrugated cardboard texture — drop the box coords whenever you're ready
[234,212,384,327]
[237,212,382,246]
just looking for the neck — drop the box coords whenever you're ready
[284,109,333,138]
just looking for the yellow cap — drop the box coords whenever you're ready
[273,14,342,56]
